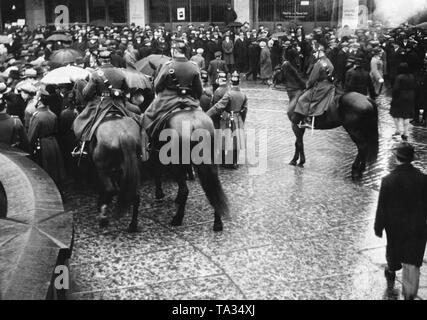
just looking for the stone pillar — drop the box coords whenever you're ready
[233,0,251,24]
[25,0,46,29]
[128,0,147,27]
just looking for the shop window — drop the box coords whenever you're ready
[108,0,126,23]
[211,0,228,23]
[191,0,209,22]
[149,0,171,23]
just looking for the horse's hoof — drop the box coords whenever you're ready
[289,160,297,166]
[297,163,305,168]
[127,224,139,233]
[171,217,183,227]
[213,221,223,232]
[99,218,109,228]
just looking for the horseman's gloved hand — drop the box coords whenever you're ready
[379,78,384,84]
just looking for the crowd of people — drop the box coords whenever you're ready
[1,18,427,300]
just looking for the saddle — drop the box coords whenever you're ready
[149,103,198,150]
[87,99,140,142]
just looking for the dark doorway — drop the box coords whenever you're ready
[1,0,26,29]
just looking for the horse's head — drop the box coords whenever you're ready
[274,60,306,91]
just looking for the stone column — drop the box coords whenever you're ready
[25,0,46,29]
[128,0,147,27]
[233,0,251,24]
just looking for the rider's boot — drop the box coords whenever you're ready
[298,116,315,130]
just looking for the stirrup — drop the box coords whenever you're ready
[71,145,88,159]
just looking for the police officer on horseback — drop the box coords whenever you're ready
[140,38,203,159]
[295,43,335,129]
[72,48,139,158]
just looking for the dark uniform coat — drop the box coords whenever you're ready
[207,86,248,151]
[345,66,376,99]
[28,105,66,185]
[207,59,229,85]
[295,56,335,117]
[0,113,29,151]
[390,73,417,119]
[375,164,427,269]
[142,56,203,133]
[73,64,136,141]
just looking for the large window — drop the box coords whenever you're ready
[259,0,322,22]
[149,0,170,23]
[45,0,126,25]
[149,0,230,24]
[45,0,87,24]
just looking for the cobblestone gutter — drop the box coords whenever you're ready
[0,146,73,300]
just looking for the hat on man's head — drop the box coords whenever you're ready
[8,69,21,80]
[393,142,415,163]
[18,82,37,94]
[0,83,11,96]
[98,47,111,58]
[214,51,222,58]
[23,68,37,78]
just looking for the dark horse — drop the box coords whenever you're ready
[90,116,142,232]
[152,109,229,232]
[274,61,379,179]
[71,80,142,232]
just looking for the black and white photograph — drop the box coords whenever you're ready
[1,0,427,304]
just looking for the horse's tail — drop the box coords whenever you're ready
[364,98,379,164]
[117,134,139,214]
[195,164,229,218]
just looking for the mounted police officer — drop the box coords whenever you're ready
[72,49,138,157]
[294,43,335,129]
[140,38,203,156]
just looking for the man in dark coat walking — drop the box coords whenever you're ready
[207,51,229,92]
[375,142,427,300]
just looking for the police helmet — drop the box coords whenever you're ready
[231,71,240,86]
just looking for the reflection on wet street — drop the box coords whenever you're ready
[68,82,427,300]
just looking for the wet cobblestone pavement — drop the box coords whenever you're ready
[67,81,427,300]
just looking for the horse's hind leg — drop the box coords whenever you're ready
[128,191,140,233]
[344,126,366,180]
[154,154,165,200]
[97,173,115,228]
[171,166,189,227]
[290,124,306,167]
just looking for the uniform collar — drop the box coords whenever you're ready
[230,86,240,91]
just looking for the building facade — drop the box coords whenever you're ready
[1,0,375,32]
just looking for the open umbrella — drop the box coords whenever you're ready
[41,66,90,85]
[49,49,83,67]
[135,54,171,76]
[46,33,72,42]
[416,22,427,30]
[227,22,243,28]
[120,69,152,90]
[0,35,10,44]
